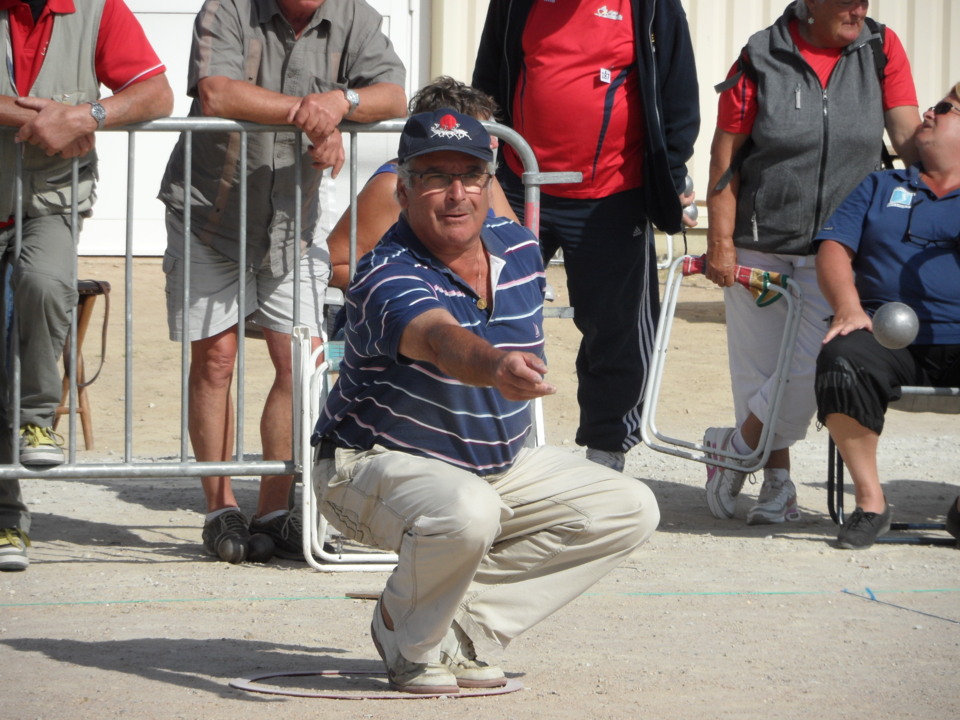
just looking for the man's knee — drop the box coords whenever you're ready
[14,269,75,320]
[612,479,660,550]
[580,476,660,553]
[414,481,502,552]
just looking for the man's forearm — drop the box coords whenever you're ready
[102,73,174,127]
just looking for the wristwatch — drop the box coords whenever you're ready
[87,101,106,130]
[342,88,360,117]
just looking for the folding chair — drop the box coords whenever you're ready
[827,386,958,546]
[640,254,804,472]
[294,326,398,571]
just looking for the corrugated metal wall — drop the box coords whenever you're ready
[441,0,960,207]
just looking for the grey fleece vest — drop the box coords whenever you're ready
[0,0,104,219]
[733,9,885,255]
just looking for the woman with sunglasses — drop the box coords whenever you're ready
[701,0,921,528]
[813,82,960,549]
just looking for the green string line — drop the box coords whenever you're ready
[2,587,958,609]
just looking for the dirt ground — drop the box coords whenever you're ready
[2,256,958,720]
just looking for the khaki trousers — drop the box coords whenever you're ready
[314,444,659,663]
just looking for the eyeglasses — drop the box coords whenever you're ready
[930,101,960,117]
[409,171,493,193]
[905,198,960,250]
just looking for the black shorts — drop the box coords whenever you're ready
[815,329,960,434]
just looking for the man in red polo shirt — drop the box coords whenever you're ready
[0,0,173,572]
[474,0,699,473]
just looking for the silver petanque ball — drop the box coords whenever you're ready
[683,202,698,222]
[683,174,694,196]
[872,302,919,349]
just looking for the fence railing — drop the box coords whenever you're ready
[0,117,572,483]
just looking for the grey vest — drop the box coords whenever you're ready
[732,8,885,255]
[0,0,104,219]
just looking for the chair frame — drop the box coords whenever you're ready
[640,254,804,473]
[827,385,956,546]
[294,327,398,571]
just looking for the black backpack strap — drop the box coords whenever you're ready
[863,17,887,83]
[863,17,896,168]
[713,48,755,191]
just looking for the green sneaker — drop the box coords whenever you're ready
[19,424,65,467]
[0,528,31,571]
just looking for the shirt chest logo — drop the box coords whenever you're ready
[886,186,914,209]
[595,5,623,20]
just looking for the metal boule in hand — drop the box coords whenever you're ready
[872,302,919,349]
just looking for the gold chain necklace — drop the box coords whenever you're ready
[475,244,487,310]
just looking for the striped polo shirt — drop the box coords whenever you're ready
[312,214,547,476]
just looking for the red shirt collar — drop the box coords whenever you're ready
[0,0,76,13]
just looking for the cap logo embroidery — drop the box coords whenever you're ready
[430,114,472,141]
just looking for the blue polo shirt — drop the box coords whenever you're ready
[814,165,960,344]
[313,214,547,475]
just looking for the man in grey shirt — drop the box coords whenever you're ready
[158,0,406,565]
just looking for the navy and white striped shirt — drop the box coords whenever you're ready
[313,214,547,475]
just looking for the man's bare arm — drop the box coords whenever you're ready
[399,308,555,402]
[15,73,173,157]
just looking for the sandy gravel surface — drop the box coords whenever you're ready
[2,258,957,720]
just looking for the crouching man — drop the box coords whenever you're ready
[311,108,659,693]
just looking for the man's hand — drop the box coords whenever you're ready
[287,91,346,146]
[14,97,96,157]
[493,352,556,402]
[308,128,345,177]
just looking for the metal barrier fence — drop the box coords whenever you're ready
[0,118,572,484]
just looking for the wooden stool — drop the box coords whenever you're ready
[54,279,110,450]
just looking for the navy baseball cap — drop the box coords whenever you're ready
[397,108,493,164]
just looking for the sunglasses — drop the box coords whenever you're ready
[930,100,960,116]
[904,199,960,251]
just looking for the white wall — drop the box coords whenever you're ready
[81,0,960,255]
[81,0,429,256]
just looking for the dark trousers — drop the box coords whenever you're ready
[501,168,659,452]
[816,329,960,435]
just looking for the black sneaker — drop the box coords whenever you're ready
[837,503,892,550]
[202,509,250,564]
[250,511,303,560]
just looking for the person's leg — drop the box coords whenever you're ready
[815,330,920,547]
[720,252,831,523]
[551,192,656,455]
[247,243,327,555]
[165,211,261,562]
[742,254,832,459]
[256,327,296,513]
[824,413,884,512]
[10,216,78,464]
[455,445,658,657]
[315,445,504,691]
[188,328,240,511]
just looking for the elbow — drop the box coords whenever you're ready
[158,86,174,117]
[196,79,227,117]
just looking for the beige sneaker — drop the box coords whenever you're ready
[0,528,31,571]
[440,621,506,688]
[370,599,459,694]
[19,424,64,467]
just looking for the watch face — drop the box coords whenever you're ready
[89,102,106,128]
[346,89,360,110]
